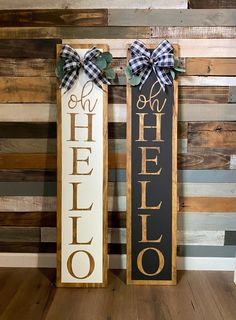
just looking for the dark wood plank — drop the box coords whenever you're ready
[179,197,236,212]
[0,169,57,182]
[0,58,55,76]
[0,212,56,227]
[224,231,236,245]
[0,9,108,27]
[189,0,236,9]
[0,242,56,253]
[178,153,230,170]
[0,123,56,138]
[0,154,56,169]
[188,122,236,154]
[0,39,60,58]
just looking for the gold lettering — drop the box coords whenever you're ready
[136,113,164,142]
[70,182,93,211]
[138,181,162,210]
[68,113,95,142]
[139,146,162,175]
[138,214,163,243]
[70,216,93,245]
[137,248,165,276]
[67,250,95,279]
[71,147,93,176]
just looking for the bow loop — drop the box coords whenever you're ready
[59,45,111,92]
[128,40,174,91]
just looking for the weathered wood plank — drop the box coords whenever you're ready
[185,58,236,76]
[189,0,236,9]
[0,77,56,103]
[188,122,236,154]
[0,227,40,242]
[64,39,236,57]
[178,153,230,170]
[0,242,56,253]
[150,26,236,39]
[179,197,236,212]
[0,182,56,196]
[180,77,236,87]
[0,122,56,138]
[224,231,236,245]
[0,27,151,40]
[0,154,56,169]
[178,245,236,257]
[0,196,56,212]
[228,87,236,103]
[0,0,188,9]
[108,9,236,27]
[178,213,236,231]
[0,212,56,227]
[178,170,236,183]
[0,39,59,58]
[0,139,56,153]
[0,58,55,77]
[0,9,107,27]
[0,169,56,182]
[178,183,236,197]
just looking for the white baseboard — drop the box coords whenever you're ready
[0,253,235,271]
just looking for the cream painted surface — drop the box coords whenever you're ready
[61,48,104,283]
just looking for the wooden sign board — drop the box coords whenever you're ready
[126,45,178,285]
[57,44,108,287]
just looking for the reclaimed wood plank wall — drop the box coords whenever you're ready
[0,0,236,267]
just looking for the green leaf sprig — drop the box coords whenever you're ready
[170,57,186,80]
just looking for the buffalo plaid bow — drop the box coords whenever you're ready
[60,45,110,92]
[128,40,174,91]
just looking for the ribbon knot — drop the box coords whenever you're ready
[128,40,174,91]
[60,44,110,92]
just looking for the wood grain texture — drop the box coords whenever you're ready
[0,122,56,138]
[0,0,188,9]
[0,196,56,212]
[185,58,236,76]
[0,242,56,253]
[178,153,230,170]
[0,139,56,153]
[179,197,236,213]
[0,154,56,169]
[0,169,56,182]
[188,122,236,154]
[0,212,56,227]
[189,0,236,9]
[0,9,107,27]
[108,9,236,27]
[0,39,59,58]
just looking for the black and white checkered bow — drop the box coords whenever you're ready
[60,45,110,92]
[128,40,174,91]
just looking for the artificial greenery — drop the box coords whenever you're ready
[55,51,116,82]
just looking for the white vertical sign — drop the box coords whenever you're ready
[57,45,108,287]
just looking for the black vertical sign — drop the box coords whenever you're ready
[127,68,177,285]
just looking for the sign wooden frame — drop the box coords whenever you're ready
[56,44,108,287]
[126,44,178,285]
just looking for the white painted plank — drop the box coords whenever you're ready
[180,77,236,87]
[41,227,225,246]
[0,0,187,9]
[0,253,234,271]
[64,39,236,57]
[178,183,236,197]
[230,155,236,170]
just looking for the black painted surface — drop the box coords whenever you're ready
[131,70,174,281]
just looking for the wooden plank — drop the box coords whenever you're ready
[178,183,236,197]
[0,154,56,169]
[0,196,56,212]
[178,170,236,183]
[65,38,236,57]
[0,27,151,40]
[0,182,56,196]
[228,87,236,103]
[188,122,236,154]
[0,212,56,227]
[0,169,56,182]
[0,122,56,138]
[185,58,236,76]
[150,26,236,39]
[0,242,56,253]
[108,9,236,27]
[178,213,236,231]
[0,77,56,103]
[178,245,236,257]
[180,77,236,86]
[224,231,236,245]
[0,58,55,77]
[0,0,188,9]
[189,0,236,9]
[0,39,60,58]
[0,227,40,242]
[179,197,236,213]
[0,9,107,27]
[0,139,56,153]
[178,153,230,170]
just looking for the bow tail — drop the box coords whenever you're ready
[139,66,152,90]
[153,66,173,92]
[61,69,79,93]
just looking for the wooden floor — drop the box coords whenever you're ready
[0,269,235,320]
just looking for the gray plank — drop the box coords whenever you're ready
[0,226,40,242]
[178,213,236,231]
[109,169,126,182]
[224,231,236,245]
[108,9,236,27]
[0,182,56,196]
[178,245,236,257]
[228,87,236,103]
